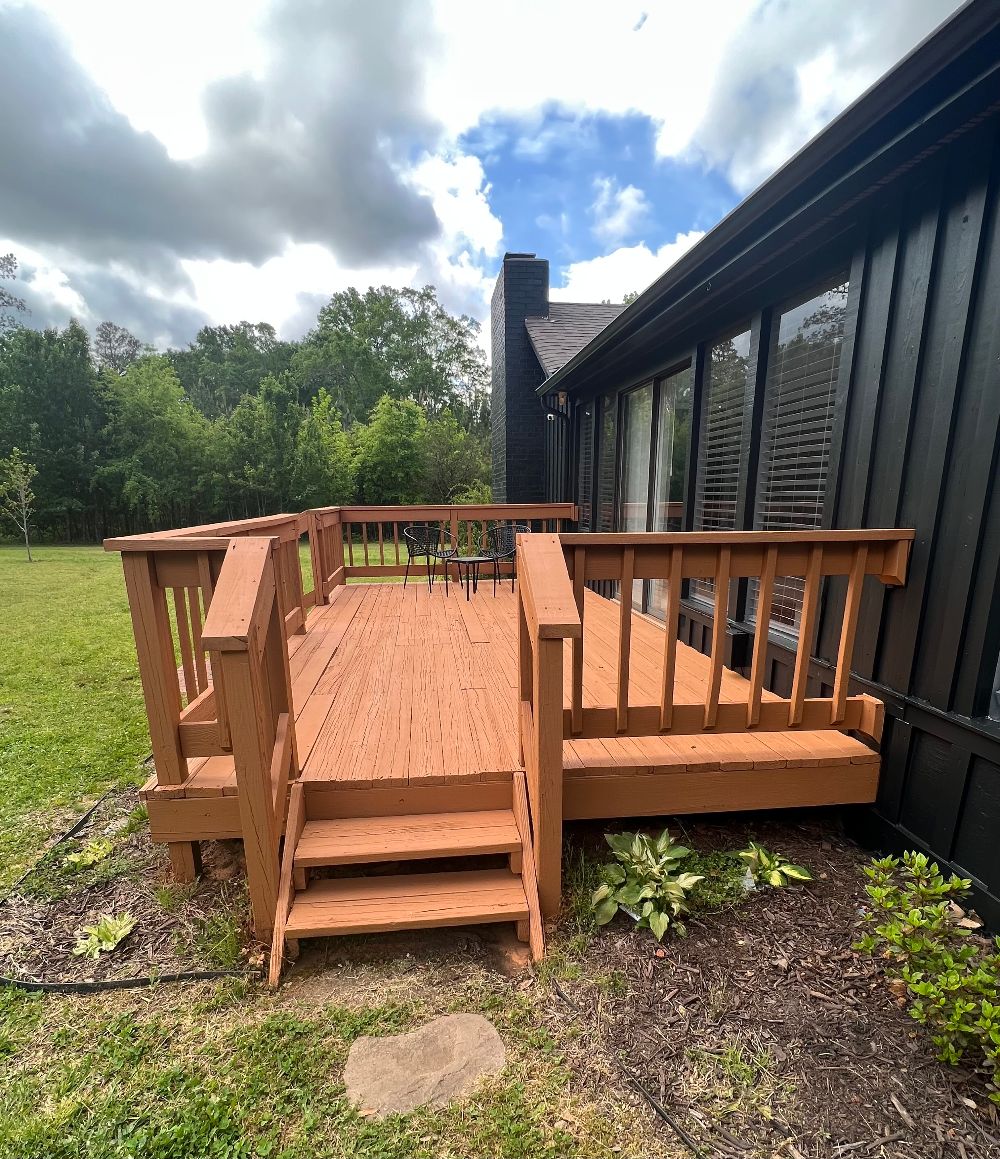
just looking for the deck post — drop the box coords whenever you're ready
[120,551,201,881]
[532,636,565,916]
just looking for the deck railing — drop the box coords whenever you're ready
[516,534,582,916]
[517,527,915,912]
[107,503,576,930]
[308,503,577,598]
[559,530,914,741]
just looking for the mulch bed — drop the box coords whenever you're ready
[0,788,256,985]
[553,810,1000,1159]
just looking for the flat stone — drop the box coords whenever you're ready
[344,1013,505,1116]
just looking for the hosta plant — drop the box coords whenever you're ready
[72,912,136,960]
[738,841,812,888]
[592,829,703,941]
[856,852,1000,1103]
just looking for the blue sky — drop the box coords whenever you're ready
[464,109,739,283]
[0,0,963,347]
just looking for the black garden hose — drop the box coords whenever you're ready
[0,790,258,994]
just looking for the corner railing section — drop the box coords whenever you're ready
[516,533,582,918]
[558,529,915,741]
[307,503,577,597]
[201,538,299,939]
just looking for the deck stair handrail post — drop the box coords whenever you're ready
[202,536,300,939]
[558,529,914,742]
[516,532,582,917]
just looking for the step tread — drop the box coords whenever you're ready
[294,810,520,866]
[285,868,529,937]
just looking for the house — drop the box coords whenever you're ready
[489,0,1000,925]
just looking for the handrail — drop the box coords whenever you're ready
[202,538,299,938]
[515,533,580,919]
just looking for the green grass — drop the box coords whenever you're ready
[0,971,658,1159]
[0,546,152,888]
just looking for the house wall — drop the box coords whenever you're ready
[552,111,1000,926]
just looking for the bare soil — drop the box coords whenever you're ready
[552,810,1000,1159]
[0,788,256,984]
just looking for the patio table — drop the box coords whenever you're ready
[452,553,494,600]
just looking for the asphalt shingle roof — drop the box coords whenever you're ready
[524,301,625,378]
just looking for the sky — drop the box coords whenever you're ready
[0,0,964,352]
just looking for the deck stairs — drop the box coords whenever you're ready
[268,772,543,985]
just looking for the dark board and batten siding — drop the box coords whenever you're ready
[549,108,1000,926]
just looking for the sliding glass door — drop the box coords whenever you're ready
[617,384,653,607]
[648,365,693,618]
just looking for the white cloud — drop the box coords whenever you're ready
[591,177,650,247]
[551,230,706,305]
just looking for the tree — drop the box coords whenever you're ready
[0,253,27,335]
[94,321,143,374]
[170,323,296,418]
[291,389,353,509]
[0,447,37,560]
[421,409,489,504]
[351,395,426,505]
[0,320,104,539]
[219,374,302,515]
[292,285,489,426]
[97,357,210,529]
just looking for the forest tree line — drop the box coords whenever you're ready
[0,259,492,542]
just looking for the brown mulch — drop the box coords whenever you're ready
[0,789,256,984]
[551,811,1000,1159]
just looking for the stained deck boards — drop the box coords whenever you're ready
[150,583,878,801]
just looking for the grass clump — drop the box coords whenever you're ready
[194,912,244,969]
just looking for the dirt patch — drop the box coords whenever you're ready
[0,789,257,984]
[553,810,1000,1159]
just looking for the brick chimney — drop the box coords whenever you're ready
[490,253,548,503]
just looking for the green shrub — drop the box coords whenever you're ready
[72,912,136,959]
[591,829,703,941]
[856,852,1000,1103]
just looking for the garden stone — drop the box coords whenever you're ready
[343,1013,505,1116]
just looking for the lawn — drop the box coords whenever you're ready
[0,545,151,888]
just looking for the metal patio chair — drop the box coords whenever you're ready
[482,522,531,594]
[402,524,457,593]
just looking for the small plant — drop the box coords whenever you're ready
[72,912,136,960]
[195,912,244,969]
[856,852,1000,1103]
[591,829,703,941]
[116,804,148,838]
[63,838,113,870]
[738,841,812,888]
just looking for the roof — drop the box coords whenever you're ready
[538,0,1000,397]
[525,302,626,377]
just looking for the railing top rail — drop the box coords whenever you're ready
[104,535,236,552]
[104,513,301,552]
[201,538,276,652]
[518,533,582,640]
[558,529,914,546]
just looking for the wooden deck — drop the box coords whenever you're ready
[111,507,912,972]
[165,580,879,802]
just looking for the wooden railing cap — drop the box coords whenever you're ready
[201,538,275,651]
[518,533,582,639]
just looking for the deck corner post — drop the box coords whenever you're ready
[532,635,564,917]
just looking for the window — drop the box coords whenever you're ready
[692,328,752,601]
[750,278,849,631]
[576,404,596,530]
[648,365,693,619]
[694,328,752,533]
[617,385,653,608]
[595,395,618,532]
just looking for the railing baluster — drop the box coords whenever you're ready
[172,586,197,704]
[789,544,824,725]
[832,544,869,722]
[188,586,208,694]
[347,522,355,567]
[617,547,635,732]
[659,545,682,730]
[704,547,731,728]
[377,521,385,566]
[571,546,585,734]
[746,545,778,727]
[360,519,369,566]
